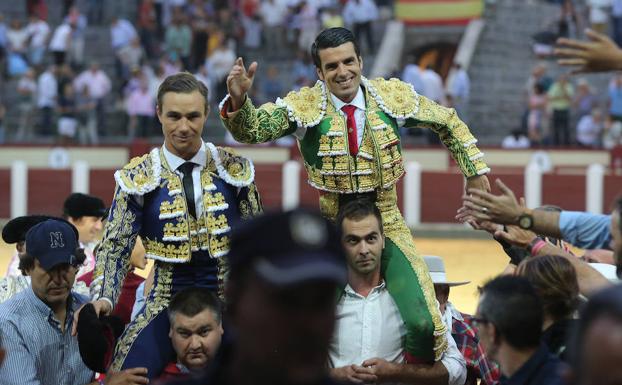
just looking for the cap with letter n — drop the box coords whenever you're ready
[25,219,80,271]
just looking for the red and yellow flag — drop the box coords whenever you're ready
[395,0,483,25]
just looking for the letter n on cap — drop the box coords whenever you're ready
[50,232,65,248]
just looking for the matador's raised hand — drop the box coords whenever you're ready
[226,57,258,111]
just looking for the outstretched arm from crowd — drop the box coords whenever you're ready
[555,29,622,73]
[458,179,562,238]
[493,224,612,296]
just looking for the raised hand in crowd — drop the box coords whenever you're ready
[555,28,622,73]
[226,57,258,111]
[102,368,149,385]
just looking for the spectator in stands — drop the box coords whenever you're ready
[321,6,345,29]
[188,0,213,70]
[15,68,37,141]
[6,19,28,59]
[126,77,156,140]
[294,1,320,52]
[567,284,622,385]
[64,5,88,67]
[401,54,425,95]
[547,73,574,146]
[342,0,378,54]
[609,72,622,123]
[525,63,553,97]
[603,120,622,148]
[165,8,192,70]
[576,107,604,147]
[446,62,470,122]
[259,65,284,104]
[259,0,288,55]
[329,199,467,385]
[421,65,446,105]
[516,255,579,361]
[57,82,79,144]
[48,22,73,66]
[291,49,316,90]
[161,287,224,378]
[36,64,58,137]
[206,34,236,102]
[501,128,531,149]
[137,0,159,59]
[241,4,263,53]
[118,37,146,80]
[74,62,111,141]
[424,255,500,385]
[475,276,564,385]
[527,83,548,145]
[25,13,50,67]
[573,78,598,119]
[110,16,139,78]
[0,219,93,385]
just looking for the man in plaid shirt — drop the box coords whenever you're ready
[424,256,500,385]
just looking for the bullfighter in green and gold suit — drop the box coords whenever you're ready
[220,28,491,365]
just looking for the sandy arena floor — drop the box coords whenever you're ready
[0,236,508,314]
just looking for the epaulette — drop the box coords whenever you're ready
[206,143,255,187]
[363,77,420,120]
[114,148,161,195]
[276,80,327,128]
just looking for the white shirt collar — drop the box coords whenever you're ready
[330,86,366,113]
[446,301,464,321]
[162,142,207,171]
[344,280,386,298]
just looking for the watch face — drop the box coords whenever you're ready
[519,215,533,229]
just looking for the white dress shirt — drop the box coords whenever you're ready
[162,143,208,218]
[330,86,367,147]
[329,281,467,385]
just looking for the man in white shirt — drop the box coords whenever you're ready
[48,22,72,65]
[36,65,57,136]
[329,198,467,385]
[25,14,49,66]
[73,62,112,141]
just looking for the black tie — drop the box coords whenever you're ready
[178,162,197,219]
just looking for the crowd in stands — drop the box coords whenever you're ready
[0,0,389,144]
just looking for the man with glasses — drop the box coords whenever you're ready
[475,275,564,385]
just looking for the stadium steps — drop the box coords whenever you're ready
[465,0,611,145]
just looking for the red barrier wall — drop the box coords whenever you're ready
[28,169,72,215]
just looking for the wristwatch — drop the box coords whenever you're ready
[518,212,534,230]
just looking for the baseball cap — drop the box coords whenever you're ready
[25,219,80,271]
[228,209,347,286]
[63,193,108,219]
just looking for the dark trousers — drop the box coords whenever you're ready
[39,106,54,136]
[552,109,570,146]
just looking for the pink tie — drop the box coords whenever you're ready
[341,105,358,156]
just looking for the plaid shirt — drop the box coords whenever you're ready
[447,302,500,385]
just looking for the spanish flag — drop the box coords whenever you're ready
[395,0,483,25]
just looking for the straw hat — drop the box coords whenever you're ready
[423,255,470,287]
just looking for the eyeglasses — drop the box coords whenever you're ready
[472,317,491,327]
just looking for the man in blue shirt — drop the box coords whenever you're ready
[0,219,95,384]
